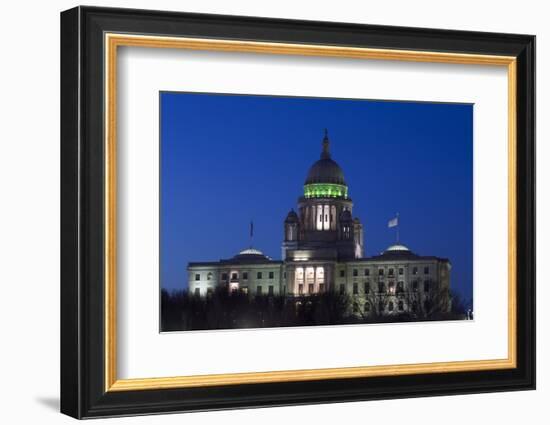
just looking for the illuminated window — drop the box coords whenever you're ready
[316,267,325,284]
[257,272,262,279]
[298,284,304,294]
[308,283,314,293]
[194,274,200,281]
[388,282,395,294]
[269,271,274,279]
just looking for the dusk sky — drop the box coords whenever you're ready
[160,92,473,302]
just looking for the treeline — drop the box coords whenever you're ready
[161,287,470,332]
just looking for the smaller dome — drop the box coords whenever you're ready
[238,248,264,256]
[285,209,299,223]
[385,244,410,252]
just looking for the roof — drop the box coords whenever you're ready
[188,247,283,268]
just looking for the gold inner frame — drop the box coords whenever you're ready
[104,33,517,392]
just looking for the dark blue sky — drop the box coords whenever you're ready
[160,92,473,302]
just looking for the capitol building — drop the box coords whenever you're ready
[188,132,451,317]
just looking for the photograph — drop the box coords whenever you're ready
[160,92,474,332]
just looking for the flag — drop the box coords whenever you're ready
[388,216,398,228]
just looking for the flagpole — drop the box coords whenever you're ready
[396,212,399,243]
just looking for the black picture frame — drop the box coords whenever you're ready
[61,5,535,419]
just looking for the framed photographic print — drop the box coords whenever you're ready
[60,6,535,419]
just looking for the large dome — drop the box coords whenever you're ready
[305,158,346,185]
[303,131,348,199]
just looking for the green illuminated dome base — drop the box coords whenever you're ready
[304,183,348,199]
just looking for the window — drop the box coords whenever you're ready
[339,270,345,278]
[412,301,418,312]
[379,269,384,276]
[298,284,304,294]
[194,288,200,297]
[243,272,248,280]
[388,282,395,294]
[398,268,404,275]
[308,283,314,294]
[378,301,384,312]
[339,284,346,295]
[268,285,274,295]
[221,273,228,281]
[207,288,213,297]
[364,281,370,294]
[412,281,418,292]
[388,268,394,276]
[257,286,262,295]
[353,282,358,294]
[353,303,359,313]
[319,284,325,292]
[397,281,404,293]
[257,271,262,279]
[424,280,430,293]
[241,286,248,294]
[283,272,286,279]
[194,274,200,281]
[269,271,274,279]
[231,273,237,280]
[207,273,212,280]
[398,300,404,311]
[364,302,371,312]
[388,301,394,311]
[413,267,418,275]
[378,282,385,293]
[364,268,370,276]
[353,269,358,277]
[424,266,429,275]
